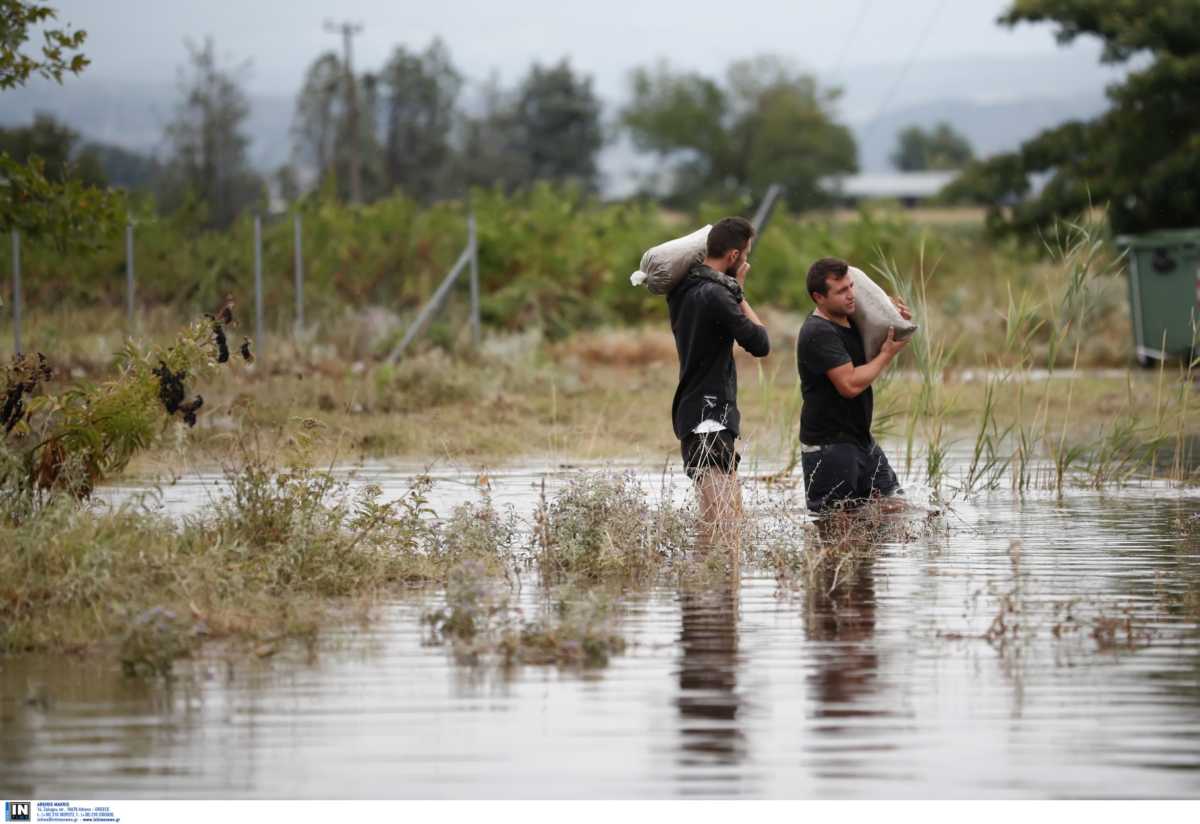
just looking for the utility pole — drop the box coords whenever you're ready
[325,19,364,204]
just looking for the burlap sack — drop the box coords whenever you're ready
[849,265,918,359]
[630,224,711,295]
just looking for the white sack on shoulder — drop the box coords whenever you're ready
[848,265,918,360]
[631,224,711,295]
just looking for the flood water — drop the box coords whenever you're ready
[2,453,1200,799]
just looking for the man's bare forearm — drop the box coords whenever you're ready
[844,349,895,396]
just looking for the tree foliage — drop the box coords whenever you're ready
[160,38,264,229]
[891,122,974,171]
[622,56,857,207]
[946,0,1200,234]
[508,60,604,191]
[379,39,461,201]
[0,1,122,245]
[0,112,105,185]
[292,46,604,201]
[292,51,386,202]
[0,0,86,90]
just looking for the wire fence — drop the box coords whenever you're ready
[4,212,481,366]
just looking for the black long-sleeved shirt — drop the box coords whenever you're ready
[667,265,770,440]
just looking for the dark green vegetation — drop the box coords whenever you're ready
[0,1,123,247]
[948,0,1200,234]
[622,56,856,207]
[4,186,1120,355]
[891,123,974,172]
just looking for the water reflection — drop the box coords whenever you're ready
[804,528,882,728]
[675,551,745,792]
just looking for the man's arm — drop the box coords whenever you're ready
[826,327,907,399]
[740,298,765,328]
[713,288,769,357]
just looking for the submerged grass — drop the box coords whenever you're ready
[533,471,690,585]
[0,417,528,675]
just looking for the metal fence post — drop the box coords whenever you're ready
[11,230,22,354]
[254,214,264,365]
[468,212,480,348]
[125,221,135,334]
[293,212,304,335]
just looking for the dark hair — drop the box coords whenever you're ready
[806,257,849,298]
[706,217,755,259]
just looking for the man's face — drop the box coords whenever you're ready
[815,274,855,318]
[723,240,752,279]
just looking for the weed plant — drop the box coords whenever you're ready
[533,472,690,585]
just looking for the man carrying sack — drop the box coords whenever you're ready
[796,256,911,513]
[667,217,770,529]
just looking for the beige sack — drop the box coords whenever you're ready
[849,265,918,359]
[630,224,711,295]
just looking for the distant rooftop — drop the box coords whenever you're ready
[820,171,957,200]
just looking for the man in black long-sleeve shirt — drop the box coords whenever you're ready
[668,217,770,527]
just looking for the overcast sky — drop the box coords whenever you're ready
[50,0,1085,100]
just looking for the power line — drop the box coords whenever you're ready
[826,0,873,87]
[861,0,948,143]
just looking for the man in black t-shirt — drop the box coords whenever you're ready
[795,257,910,513]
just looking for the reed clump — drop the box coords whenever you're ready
[533,472,689,585]
[0,425,530,676]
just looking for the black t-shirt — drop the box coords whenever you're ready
[796,313,873,447]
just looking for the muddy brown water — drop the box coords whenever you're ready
[2,454,1199,799]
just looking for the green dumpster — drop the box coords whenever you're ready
[1116,229,1200,366]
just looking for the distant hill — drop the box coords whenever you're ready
[853,92,1109,172]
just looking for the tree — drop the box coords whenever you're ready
[291,51,383,202]
[946,0,1200,235]
[455,72,530,192]
[890,122,974,171]
[84,142,162,191]
[160,38,263,228]
[378,38,461,201]
[0,0,86,90]
[510,59,603,190]
[623,56,856,207]
[0,1,121,245]
[0,112,105,185]
[455,60,604,193]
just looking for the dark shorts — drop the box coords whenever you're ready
[681,430,740,480]
[800,440,900,513]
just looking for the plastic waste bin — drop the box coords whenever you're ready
[1116,229,1200,366]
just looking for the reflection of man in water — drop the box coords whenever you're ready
[668,217,770,529]
[805,524,882,729]
[676,567,744,781]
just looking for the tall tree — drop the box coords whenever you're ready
[454,72,530,192]
[890,122,974,171]
[623,56,856,206]
[378,38,461,201]
[160,39,263,228]
[510,59,603,190]
[292,52,342,185]
[455,61,604,193]
[946,0,1200,234]
[292,51,383,202]
[0,0,121,245]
